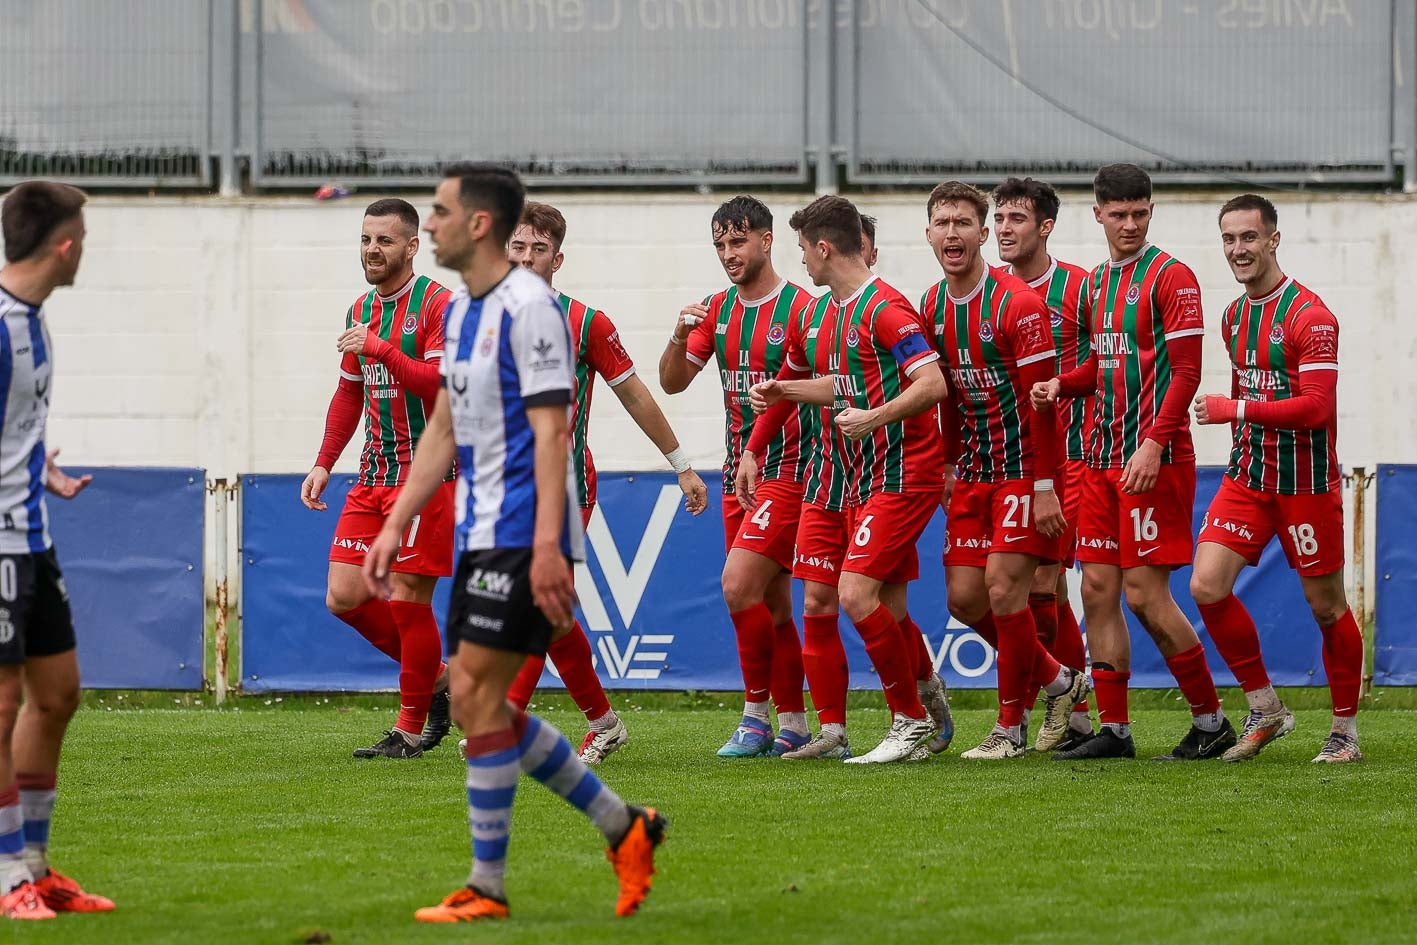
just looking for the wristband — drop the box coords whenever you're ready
[669,335,686,346]
[1235,401,1245,422]
[1033,479,1054,492]
[665,447,692,474]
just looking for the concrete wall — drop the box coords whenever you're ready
[43,191,1417,478]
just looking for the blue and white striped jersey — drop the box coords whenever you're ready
[0,288,53,554]
[443,266,585,560]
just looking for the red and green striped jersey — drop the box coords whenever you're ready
[686,281,813,494]
[833,277,943,502]
[563,293,637,510]
[1086,245,1204,469]
[784,293,851,510]
[1222,278,1340,495]
[341,275,450,486]
[923,267,1056,483]
[1014,258,1092,461]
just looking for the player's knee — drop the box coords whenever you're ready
[1304,587,1348,629]
[27,683,79,724]
[325,588,361,616]
[1188,569,1230,607]
[720,568,760,613]
[838,585,878,624]
[985,577,1026,616]
[947,592,986,628]
[802,585,837,616]
[1080,572,1115,611]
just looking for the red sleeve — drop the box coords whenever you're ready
[1022,357,1058,481]
[315,374,363,470]
[362,335,443,400]
[1141,265,1205,449]
[584,309,637,386]
[746,357,813,456]
[685,295,717,367]
[872,300,939,377]
[1213,307,1339,429]
[1057,353,1097,397]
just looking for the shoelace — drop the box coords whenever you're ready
[1320,733,1349,755]
[1240,710,1265,738]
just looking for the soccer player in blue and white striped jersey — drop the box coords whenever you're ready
[0,181,113,920]
[364,164,667,924]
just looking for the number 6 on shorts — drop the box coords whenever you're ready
[853,513,875,547]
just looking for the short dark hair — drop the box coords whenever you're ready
[1218,193,1278,231]
[518,202,567,249]
[442,162,524,244]
[364,197,419,234]
[2,180,87,264]
[789,195,863,256]
[711,195,772,237]
[860,214,878,244]
[993,177,1060,223]
[1093,163,1152,204]
[926,181,989,226]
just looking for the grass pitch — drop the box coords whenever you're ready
[13,694,1417,945]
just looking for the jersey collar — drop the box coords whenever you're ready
[1010,255,1056,289]
[1108,244,1151,269]
[375,273,417,303]
[833,274,877,307]
[1245,275,1292,306]
[738,279,786,308]
[945,267,987,305]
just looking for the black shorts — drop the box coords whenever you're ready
[0,548,77,664]
[446,548,562,657]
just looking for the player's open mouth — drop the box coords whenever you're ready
[942,246,965,261]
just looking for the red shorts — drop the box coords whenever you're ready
[1075,462,1196,569]
[944,479,1063,568]
[723,478,801,571]
[1057,458,1089,568]
[843,491,937,584]
[331,480,456,577]
[1198,476,1345,577]
[793,502,849,586]
[579,505,593,530]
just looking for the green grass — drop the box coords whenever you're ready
[13,698,1417,945]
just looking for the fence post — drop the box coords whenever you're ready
[1349,467,1376,696]
[218,0,241,196]
[211,478,231,704]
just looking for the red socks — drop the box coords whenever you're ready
[994,608,1043,728]
[770,620,806,714]
[336,598,401,662]
[1198,593,1270,692]
[1093,667,1131,725]
[388,600,443,735]
[971,611,999,648]
[1164,643,1222,717]
[1320,609,1364,717]
[801,614,848,725]
[898,615,935,681]
[552,623,613,721]
[852,605,926,718]
[1028,593,1059,649]
[506,623,613,721]
[1053,599,1089,712]
[506,655,542,711]
[730,603,776,703]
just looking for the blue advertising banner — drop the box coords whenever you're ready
[1375,465,1417,685]
[241,468,1327,692]
[49,467,205,690]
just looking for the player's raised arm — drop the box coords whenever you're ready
[658,298,712,394]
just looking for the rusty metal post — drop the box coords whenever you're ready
[1350,468,1374,697]
[212,479,230,705]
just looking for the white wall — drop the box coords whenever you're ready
[42,191,1417,478]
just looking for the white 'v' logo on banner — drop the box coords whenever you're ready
[574,484,681,632]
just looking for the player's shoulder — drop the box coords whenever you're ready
[782,281,816,310]
[495,267,563,318]
[1054,258,1092,285]
[868,276,916,313]
[1287,279,1338,326]
[991,267,1046,312]
[1149,246,1198,282]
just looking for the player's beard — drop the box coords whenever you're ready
[363,255,389,286]
[732,254,766,286]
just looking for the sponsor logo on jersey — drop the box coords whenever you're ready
[1269,324,1285,344]
[767,324,786,345]
[979,321,995,343]
[1125,285,1142,305]
[403,313,419,335]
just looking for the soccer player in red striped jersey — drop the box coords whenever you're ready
[659,196,811,757]
[992,177,1096,752]
[1034,164,1234,761]
[751,195,948,764]
[1190,194,1362,763]
[301,198,454,759]
[738,215,952,761]
[919,181,1089,760]
[504,202,707,764]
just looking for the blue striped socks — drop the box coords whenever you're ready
[517,714,631,844]
[463,730,520,901]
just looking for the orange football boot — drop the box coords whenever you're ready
[34,869,114,913]
[2,881,56,920]
[606,806,668,917]
[414,886,509,923]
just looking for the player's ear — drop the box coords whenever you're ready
[405,234,420,259]
[1039,218,1055,240]
[1269,229,1281,253]
[761,229,773,253]
[552,251,564,273]
[1093,205,1103,225]
[978,226,989,245]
